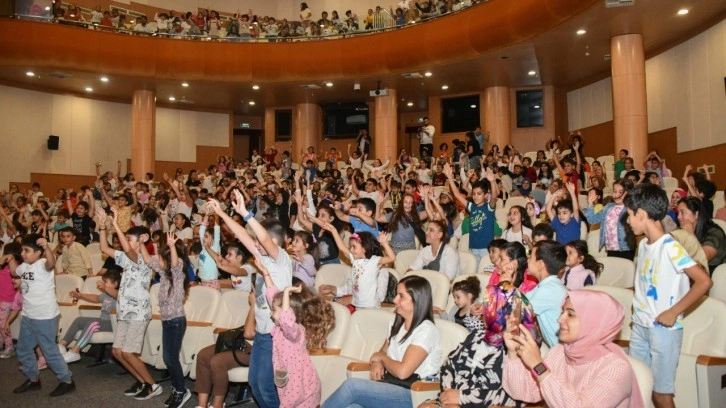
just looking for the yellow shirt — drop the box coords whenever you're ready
[61,242,92,278]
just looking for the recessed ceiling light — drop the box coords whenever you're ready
[181,82,189,87]
[85,87,93,92]
[441,85,449,90]
[677,8,689,15]
[252,85,260,90]
[26,71,35,77]
[248,101,256,105]
[44,6,50,11]
[325,82,334,87]
[100,76,109,82]
[407,102,414,107]
[424,72,432,77]
[528,70,536,76]
[534,105,541,109]
[576,29,587,35]
[168,96,176,101]
[470,104,477,108]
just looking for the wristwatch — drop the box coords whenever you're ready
[531,362,548,377]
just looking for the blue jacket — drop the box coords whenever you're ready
[583,202,634,251]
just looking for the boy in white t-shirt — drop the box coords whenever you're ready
[208,191,292,408]
[8,234,75,396]
[96,209,162,401]
[624,184,712,408]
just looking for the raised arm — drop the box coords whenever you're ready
[229,190,280,260]
[545,190,559,221]
[377,232,396,266]
[37,237,56,271]
[444,164,468,208]
[319,222,350,259]
[565,182,580,221]
[96,208,116,258]
[486,167,499,208]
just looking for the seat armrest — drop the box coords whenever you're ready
[152,313,161,320]
[614,339,629,348]
[78,305,102,311]
[433,306,443,315]
[697,355,726,365]
[347,362,372,371]
[187,321,212,327]
[58,302,76,307]
[380,302,395,308]
[309,348,341,356]
[411,381,440,392]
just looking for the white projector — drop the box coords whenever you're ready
[370,88,389,97]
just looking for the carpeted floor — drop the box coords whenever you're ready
[0,349,256,408]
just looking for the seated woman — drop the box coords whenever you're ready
[407,220,460,280]
[677,196,726,274]
[421,242,539,408]
[323,276,441,408]
[503,290,645,408]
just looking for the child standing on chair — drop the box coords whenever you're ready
[8,234,76,396]
[255,258,334,408]
[141,232,191,408]
[96,208,162,401]
[624,184,712,408]
[445,164,499,266]
[208,190,292,408]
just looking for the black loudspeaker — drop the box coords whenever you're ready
[47,135,59,150]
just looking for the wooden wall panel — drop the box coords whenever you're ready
[649,128,726,189]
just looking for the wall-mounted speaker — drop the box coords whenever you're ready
[47,135,59,150]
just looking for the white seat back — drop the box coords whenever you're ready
[458,251,477,276]
[456,234,470,252]
[212,290,250,330]
[663,177,678,189]
[477,254,493,274]
[503,196,528,211]
[404,270,451,311]
[682,297,726,357]
[86,242,101,255]
[434,317,469,363]
[315,263,351,292]
[627,356,654,405]
[393,249,420,276]
[340,309,395,360]
[55,274,84,303]
[596,257,635,288]
[708,264,726,303]
[583,286,633,341]
[326,301,351,350]
[184,285,221,322]
[586,230,606,258]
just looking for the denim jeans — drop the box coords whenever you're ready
[321,258,341,265]
[471,248,489,269]
[162,316,187,393]
[322,378,412,408]
[249,332,278,408]
[18,316,72,383]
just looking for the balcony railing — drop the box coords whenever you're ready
[9,1,487,43]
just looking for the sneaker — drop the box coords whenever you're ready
[124,381,144,396]
[0,347,15,358]
[13,379,41,394]
[164,391,175,407]
[58,344,67,355]
[134,383,163,401]
[49,381,75,397]
[37,357,47,370]
[63,350,81,363]
[168,389,192,408]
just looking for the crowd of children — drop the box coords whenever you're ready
[0,127,724,408]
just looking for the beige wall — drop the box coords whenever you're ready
[0,85,231,189]
[646,19,726,153]
[567,77,613,131]
[0,85,131,189]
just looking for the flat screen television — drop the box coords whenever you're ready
[323,103,369,139]
[441,95,480,133]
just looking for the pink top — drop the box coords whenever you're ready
[266,286,321,408]
[488,268,538,294]
[0,266,17,303]
[605,204,625,251]
[503,345,636,408]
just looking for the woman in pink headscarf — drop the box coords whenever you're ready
[666,188,687,225]
[501,290,645,408]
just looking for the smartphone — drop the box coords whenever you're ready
[510,297,522,336]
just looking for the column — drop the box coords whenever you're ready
[483,87,511,150]
[263,108,276,150]
[611,34,647,163]
[293,103,322,164]
[374,89,398,162]
[131,90,155,180]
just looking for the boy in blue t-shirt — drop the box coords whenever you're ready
[335,197,379,238]
[546,181,581,245]
[445,164,499,266]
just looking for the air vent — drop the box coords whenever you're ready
[402,72,423,79]
[605,0,634,8]
[47,71,73,79]
[300,84,321,89]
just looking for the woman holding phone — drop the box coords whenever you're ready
[420,241,540,408]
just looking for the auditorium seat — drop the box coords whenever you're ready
[404,270,450,312]
[708,264,726,303]
[583,286,633,342]
[314,263,351,293]
[56,274,84,338]
[458,251,477,276]
[444,273,491,313]
[394,249,420,276]
[627,356,654,406]
[596,257,635,288]
[586,230,607,258]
